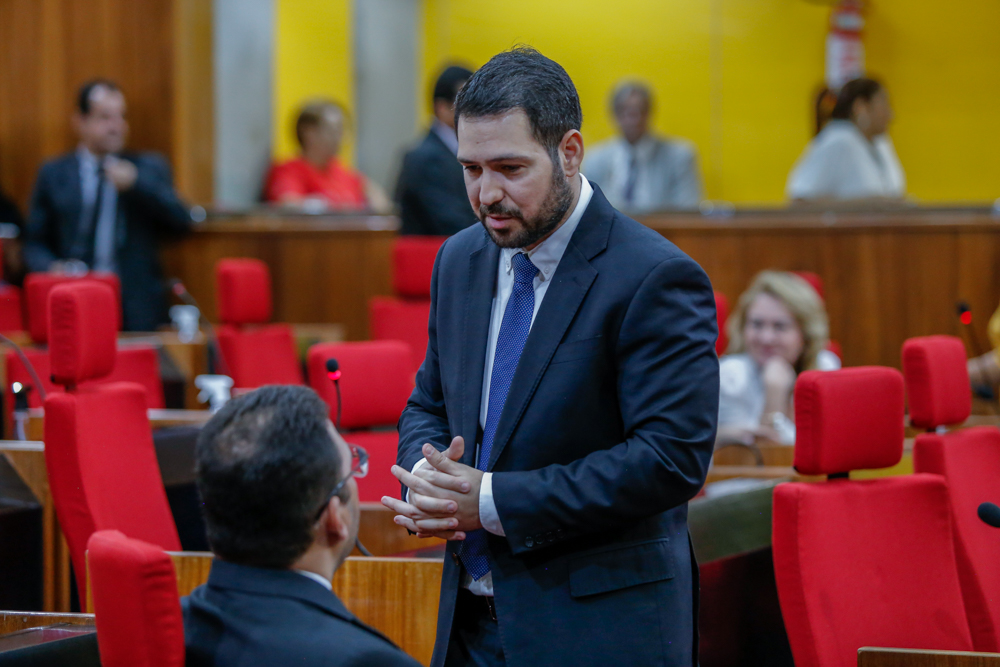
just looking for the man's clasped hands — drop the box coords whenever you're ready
[381,437,483,540]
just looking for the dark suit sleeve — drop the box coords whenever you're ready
[344,647,423,667]
[120,154,192,235]
[396,150,473,236]
[492,255,719,555]
[23,164,60,272]
[396,239,455,489]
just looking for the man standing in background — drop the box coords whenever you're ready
[395,66,475,236]
[584,81,703,212]
[23,79,193,331]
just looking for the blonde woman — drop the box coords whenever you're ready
[717,271,840,446]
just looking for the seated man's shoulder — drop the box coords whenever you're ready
[660,136,698,159]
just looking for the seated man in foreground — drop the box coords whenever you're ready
[184,385,420,667]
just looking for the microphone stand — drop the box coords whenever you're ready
[326,358,372,557]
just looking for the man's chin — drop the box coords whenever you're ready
[480,220,526,249]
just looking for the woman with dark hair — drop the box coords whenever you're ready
[787,77,906,202]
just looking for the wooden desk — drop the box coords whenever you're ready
[25,408,212,442]
[164,553,442,666]
[162,213,397,341]
[859,647,1000,667]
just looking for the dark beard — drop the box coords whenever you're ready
[478,162,574,249]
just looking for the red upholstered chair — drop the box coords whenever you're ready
[773,366,974,667]
[0,284,22,332]
[44,282,181,603]
[215,258,303,388]
[87,530,184,667]
[714,291,729,356]
[24,272,121,343]
[368,237,444,374]
[369,297,430,374]
[904,335,1000,652]
[392,236,446,299]
[307,341,414,502]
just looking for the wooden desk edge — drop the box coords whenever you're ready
[859,647,1000,667]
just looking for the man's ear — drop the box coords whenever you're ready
[559,129,584,178]
[322,496,351,544]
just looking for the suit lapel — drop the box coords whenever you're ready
[460,232,499,466]
[485,187,614,471]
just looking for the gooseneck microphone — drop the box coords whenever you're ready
[957,301,994,400]
[323,356,372,557]
[167,279,230,377]
[326,358,343,432]
[978,502,1000,528]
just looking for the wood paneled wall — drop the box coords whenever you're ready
[642,209,1000,369]
[0,0,213,209]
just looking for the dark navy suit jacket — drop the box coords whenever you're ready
[395,130,475,236]
[397,185,719,666]
[24,151,191,331]
[183,560,421,667]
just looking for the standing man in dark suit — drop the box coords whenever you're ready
[395,66,475,236]
[23,79,193,331]
[382,47,719,666]
[184,385,420,667]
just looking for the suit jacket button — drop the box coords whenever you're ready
[451,553,459,564]
[525,537,534,548]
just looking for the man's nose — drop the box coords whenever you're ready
[479,171,504,206]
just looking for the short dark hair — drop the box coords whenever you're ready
[454,46,582,162]
[195,385,343,569]
[294,99,346,147]
[831,78,883,120]
[77,79,121,116]
[433,65,473,104]
[611,81,653,115]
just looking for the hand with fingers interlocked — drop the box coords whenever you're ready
[381,436,484,541]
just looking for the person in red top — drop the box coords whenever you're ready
[264,100,391,212]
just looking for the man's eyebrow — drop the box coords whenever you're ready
[457,154,533,164]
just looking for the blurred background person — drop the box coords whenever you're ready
[787,78,905,203]
[0,186,20,231]
[583,81,702,212]
[717,271,840,447]
[395,65,474,236]
[23,79,193,331]
[265,99,391,213]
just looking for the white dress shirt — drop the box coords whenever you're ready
[583,134,702,212]
[410,175,594,596]
[76,146,118,272]
[786,120,906,201]
[294,569,333,591]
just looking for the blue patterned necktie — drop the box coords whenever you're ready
[459,251,539,580]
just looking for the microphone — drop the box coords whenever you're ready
[167,278,230,377]
[326,358,342,432]
[0,333,47,441]
[979,502,1000,528]
[957,301,994,400]
[323,357,371,557]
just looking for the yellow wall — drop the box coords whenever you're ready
[421,0,1000,204]
[273,0,355,164]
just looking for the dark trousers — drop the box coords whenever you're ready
[444,588,506,667]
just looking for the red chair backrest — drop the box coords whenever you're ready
[904,335,1000,651]
[369,297,430,374]
[88,530,184,667]
[393,237,445,299]
[216,323,303,388]
[215,258,272,325]
[344,430,402,503]
[307,340,413,430]
[774,367,973,667]
[713,291,729,356]
[793,271,825,301]
[24,272,121,343]
[902,335,971,430]
[44,283,180,602]
[0,284,23,332]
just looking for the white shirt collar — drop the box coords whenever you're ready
[431,120,459,155]
[294,569,333,591]
[77,145,101,173]
[501,175,594,282]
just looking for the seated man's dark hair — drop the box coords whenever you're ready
[195,385,343,569]
[77,79,121,115]
[433,65,473,104]
[454,46,582,163]
[831,77,883,120]
[294,99,347,147]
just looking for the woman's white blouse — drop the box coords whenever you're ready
[718,351,842,444]
[786,120,906,201]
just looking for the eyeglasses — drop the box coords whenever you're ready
[314,444,368,521]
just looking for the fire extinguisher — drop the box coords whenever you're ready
[826,0,866,90]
